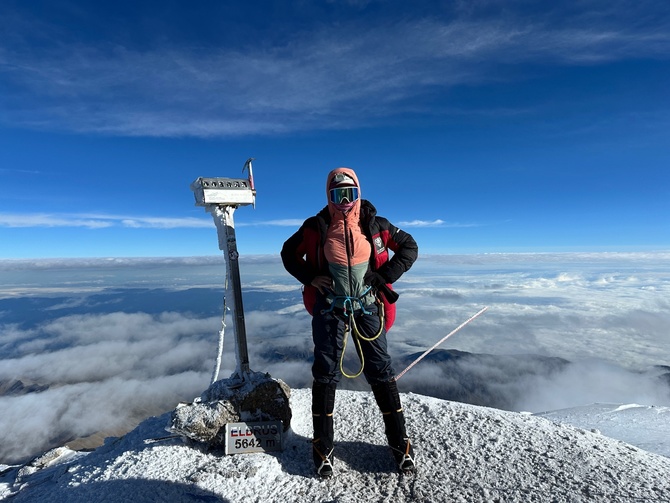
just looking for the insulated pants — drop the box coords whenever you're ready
[311,295,394,385]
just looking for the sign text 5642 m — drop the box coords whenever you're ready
[224,421,283,455]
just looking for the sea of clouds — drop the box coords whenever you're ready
[1,252,669,464]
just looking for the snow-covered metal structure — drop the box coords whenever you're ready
[175,159,291,454]
[190,158,257,381]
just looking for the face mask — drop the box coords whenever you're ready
[333,201,356,213]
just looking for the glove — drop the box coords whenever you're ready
[364,271,387,289]
[364,271,400,304]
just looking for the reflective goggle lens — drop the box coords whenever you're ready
[329,186,359,204]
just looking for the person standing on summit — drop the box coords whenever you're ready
[281,167,419,478]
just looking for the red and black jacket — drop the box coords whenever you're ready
[281,199,418,330]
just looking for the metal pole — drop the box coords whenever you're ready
[192,163,256,381]
[210,205,250,377]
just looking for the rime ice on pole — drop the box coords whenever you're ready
[169,159,291,452]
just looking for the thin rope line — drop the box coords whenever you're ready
[394,306,489,381]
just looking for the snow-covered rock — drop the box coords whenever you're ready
[2,389,669,502]
[169,372,292,446]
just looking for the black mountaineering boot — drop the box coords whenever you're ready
[372,379,416,474]
[312,381,337,478]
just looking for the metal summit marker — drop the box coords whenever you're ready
[190,158,257,380]
[170,159,291,455]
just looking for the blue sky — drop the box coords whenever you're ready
[0,0,668,258]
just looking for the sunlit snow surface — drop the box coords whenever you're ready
[2,390,669,503]
[537,403,670,458]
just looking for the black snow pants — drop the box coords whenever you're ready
[311,294,395,385]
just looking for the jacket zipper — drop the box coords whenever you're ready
[343,218,354,297]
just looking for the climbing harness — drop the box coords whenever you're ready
[320,288,386,379]
[320,286,374,316]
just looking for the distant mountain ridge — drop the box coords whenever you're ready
[0,379,50,396]
[397,349,571,409]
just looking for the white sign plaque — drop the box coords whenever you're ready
[224,421,283,454]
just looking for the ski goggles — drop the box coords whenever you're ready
[329,186,359,204]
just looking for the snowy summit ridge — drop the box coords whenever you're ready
[2,389,669,502]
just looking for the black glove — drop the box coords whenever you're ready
[364,271,400,304]
[364,271,387,289]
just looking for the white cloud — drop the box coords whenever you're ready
[0,372,206,463]
[388,252,670,371]
[1,5,668,137]
[239,219,306,227]
[0,212,313,230]
[0,307,315,462]
[398,219,480,228]
[398,219,446,227]
[1,252,669,463]
[0,310,222,461]
[0,312,217,382]
[0,213,113,229]
[118,217,210,229]
[0,212,209,229]
[514,360,670,412]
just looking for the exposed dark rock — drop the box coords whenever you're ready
[0,379,50,396]
[168,371,292,448]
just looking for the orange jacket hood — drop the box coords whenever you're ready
[325,167,361,221]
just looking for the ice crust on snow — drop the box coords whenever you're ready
[2,389,670,502]
[538,403,670,458]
